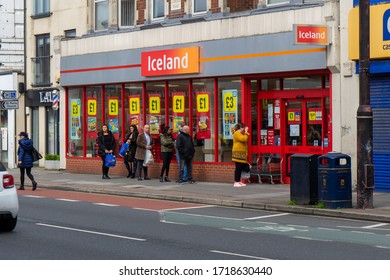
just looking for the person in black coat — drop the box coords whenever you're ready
[124,124,139,178]
[17,132,38,190]
[97,124,116,179]
[175,125,195,184]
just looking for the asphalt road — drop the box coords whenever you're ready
[1,189,390,260]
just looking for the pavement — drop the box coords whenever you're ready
[8,167,390,223]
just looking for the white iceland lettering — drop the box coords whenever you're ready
[147,52,189,72]
[299,31,325,40]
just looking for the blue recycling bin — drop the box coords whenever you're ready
[317,152,352,208]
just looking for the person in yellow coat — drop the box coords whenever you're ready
[232,123,250,187]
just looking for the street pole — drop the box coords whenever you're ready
[357,0,374,208]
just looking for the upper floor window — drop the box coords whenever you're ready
[32,33,51,86]
[193,0,207,14]
[95,0,109,30]
[267,0,289,5]
[64,29,76,38]
[34,0,50,16]
[153,0,165,19]
[120,0,135,27]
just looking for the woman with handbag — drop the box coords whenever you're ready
[97,124,116,179]
[17,132,38,190]
[159,126,174,182]
[123,124,138,178]
[135,124,154,180]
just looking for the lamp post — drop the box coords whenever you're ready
[357,0,374,208]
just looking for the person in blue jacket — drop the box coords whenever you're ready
[17,132,38,190]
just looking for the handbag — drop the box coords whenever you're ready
[104,153,116,167]
[31,147,43,162]
[143,150,154,166]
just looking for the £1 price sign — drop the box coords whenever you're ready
[172,93,185,114]
[149,94,161,114]
[197,92,209,113]
[87,98,97,116]
[129,96,140,115]
[108,98,119,116]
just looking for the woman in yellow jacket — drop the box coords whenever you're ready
[232,123,250,187]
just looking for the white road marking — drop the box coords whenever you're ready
[293,236,332,242]
[351,231,376,235]
[245,213,291,220]
[317,227,341,231]
[22,195,45,198]
[55,199,80,202]
[93,203,119,207]
[210,250,272,260]
[163,205,213,211]
[375,246,390,250]
[36,223,146,241]
[362,223,388,229]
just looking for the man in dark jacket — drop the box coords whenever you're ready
[175,125,195,184]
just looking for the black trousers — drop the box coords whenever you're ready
[19,167,35,186]
[234,162,247,182]
[137,160,148,178]
[100,155,110,176]
[160,152,173,177]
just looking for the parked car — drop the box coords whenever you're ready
[0,162,19,231]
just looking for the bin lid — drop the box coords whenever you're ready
[318,152,351,160]
[290,153,316,158]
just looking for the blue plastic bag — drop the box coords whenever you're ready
[119,142,129,157]
[105,154,116,167]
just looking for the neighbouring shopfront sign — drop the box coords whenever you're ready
[349,3,390,59]
[129,95,140,127]
[141,47,200,77]
[108,97,119,134]
[294,25,330,45]
[87,97,97,138]
[196,92,211,140]
[222,89,238,140]
[70,99,81,140]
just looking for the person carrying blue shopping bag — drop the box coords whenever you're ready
[97,124,116,179]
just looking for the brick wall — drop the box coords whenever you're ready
[227,0,257,12]
[66,157,235,183]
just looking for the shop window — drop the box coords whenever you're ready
[46,107,59,155]
[261,79,280,91]
[124,83,143,138]
[250,79,260,145]
[192,78,215,162]
[153,0,165,19]
[260,99,281,147]
[282,76,323,90]
[120,0,135,27]
[193,0,207,14]
[86,86,102,157]
[0,110,9,164]
[68,88,83,157]
[95,0,109,30]
[267,0,289,6]
[218,77,241,162]
[105,85,122,154]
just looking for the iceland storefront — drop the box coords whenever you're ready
[60,28,332,183]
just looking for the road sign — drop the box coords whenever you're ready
[0,100,19,110]
[0,90,17,100]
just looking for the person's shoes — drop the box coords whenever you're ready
[233,182,243,187]
[102,175,106,179]
[144,177,151,180]
[18,186,25,190]
[138,177,143,181]
[105,175,111,179]
[239,182,247,187]
[164,177,171,182]
[178,180,184,185]
[127,173,131,178]
[130,174,135,179]
[159,177,164,182]
[32,181,37,191]
[189,180,196,184]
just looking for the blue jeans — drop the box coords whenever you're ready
[176,151,187,181]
